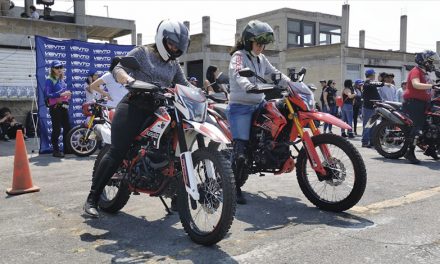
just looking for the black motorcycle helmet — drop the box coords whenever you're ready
[241,20,275,51]
[415,50,439,72]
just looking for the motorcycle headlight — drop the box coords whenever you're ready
[181,95,207,122]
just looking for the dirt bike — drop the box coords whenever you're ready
[92,57,236,246]
[67,99,114,157]
[210,68,367,212]
[370,89,440,159]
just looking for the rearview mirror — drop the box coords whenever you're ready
[119,56,141,70]
[238,68,255,78]
[298,67,307,75]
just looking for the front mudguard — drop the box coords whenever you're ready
[299,111,351,130]
[177,120,231,155]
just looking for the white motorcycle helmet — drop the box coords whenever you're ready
[155,19,190,61]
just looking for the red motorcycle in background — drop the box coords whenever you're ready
[209,68,367,212]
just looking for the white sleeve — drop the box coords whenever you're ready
[229,52,254,91]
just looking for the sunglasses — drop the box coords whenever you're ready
[53,66,63,69]
[251,32,274,45]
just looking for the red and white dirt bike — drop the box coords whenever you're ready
[210,68,367,212]
[93,57,236,246]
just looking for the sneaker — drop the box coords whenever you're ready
[53,151,65,158]
[236,188,247,205]
[3,135,10,142]
[424,147,439,160]
[341,133,348,138]
[361,143,371,148]
[404,150,421,164]
[348,133,355,139]
[170,196,178,212]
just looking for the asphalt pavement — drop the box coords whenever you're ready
[1,134,440,264]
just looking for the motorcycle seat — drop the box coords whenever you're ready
[213,104,228,120]
[383,101,402,110]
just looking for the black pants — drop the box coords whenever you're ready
[89,97,155,201]
[353,105,361,133]
[49,105,71,152]
[402,99,429,139]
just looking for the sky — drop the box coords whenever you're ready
[24,0,440,52]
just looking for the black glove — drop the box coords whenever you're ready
[432,84,440,89]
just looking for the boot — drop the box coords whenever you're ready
[236,187,247,204]
[232,140,249,204]
[424,146,439,160]
[83,191,99,218]
[404,145,420,164]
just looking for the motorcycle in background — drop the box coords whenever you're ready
[67,99,114,157]
[93,57,236,246]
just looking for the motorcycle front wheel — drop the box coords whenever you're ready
[177,148,236,246]
[296,134,367,212]
[372,120,409,159]
[67,125,100,157]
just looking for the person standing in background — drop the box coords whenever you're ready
[353,79,364,136]
[361,69,388,147]
[378,73,398,101]
[89,71,127,109]
[84,70,101,102]
[340,79,356,138]
[322,80,338,133]
[45,60,72,158]
[204,65,227,94]
[318,80,326,110]
[30,5,39,19]
[396,81,406,103]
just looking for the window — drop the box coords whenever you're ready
[319,24,341,45]
[287,19,315,47]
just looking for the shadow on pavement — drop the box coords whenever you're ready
[370,156,440,170]
[81,211,237,264]
[235,191,374,232]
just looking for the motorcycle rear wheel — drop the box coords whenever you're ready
[93,144,131,213]
[67,125,99,157]
[177,148,236,246]
[372,121,409,159]
[296,134,367,212]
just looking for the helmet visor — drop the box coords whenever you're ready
[251,32,274,45]
[427,53,440,63]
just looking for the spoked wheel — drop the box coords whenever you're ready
[296,134,367,212]
[372,121,409,159]
[67,125,99,157]
[92,145,130,213]
[177,148,236,246]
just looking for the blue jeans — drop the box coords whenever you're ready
[227,102,263,140]
[341,103,353,134]
[361,107,374,145]
[323,104,337,132]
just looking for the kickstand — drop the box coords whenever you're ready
[159,196,172,215]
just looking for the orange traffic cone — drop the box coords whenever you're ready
[6,130,40,195]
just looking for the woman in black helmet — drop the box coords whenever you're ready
[83,19,192,218]
[228,20,291,204]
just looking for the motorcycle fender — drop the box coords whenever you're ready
[180,151,200,201]
[300,112,351,130]
[184,120,231,144]
[375,108,405,125]
[94,123,111,144]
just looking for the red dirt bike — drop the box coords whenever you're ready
[209,68,367,212]
[93,57,236,246]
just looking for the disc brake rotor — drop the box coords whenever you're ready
[323,157,346,186]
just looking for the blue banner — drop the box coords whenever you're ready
[35,36,134,154]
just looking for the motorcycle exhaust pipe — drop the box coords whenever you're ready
[376,108,405,125]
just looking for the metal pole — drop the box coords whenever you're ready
[104,5,109,17]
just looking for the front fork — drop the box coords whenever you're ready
[175,111,200,201]
[286,99,330,176]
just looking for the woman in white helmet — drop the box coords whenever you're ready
[84,19,191,218]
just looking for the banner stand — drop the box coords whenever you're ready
[27,35,40,155]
